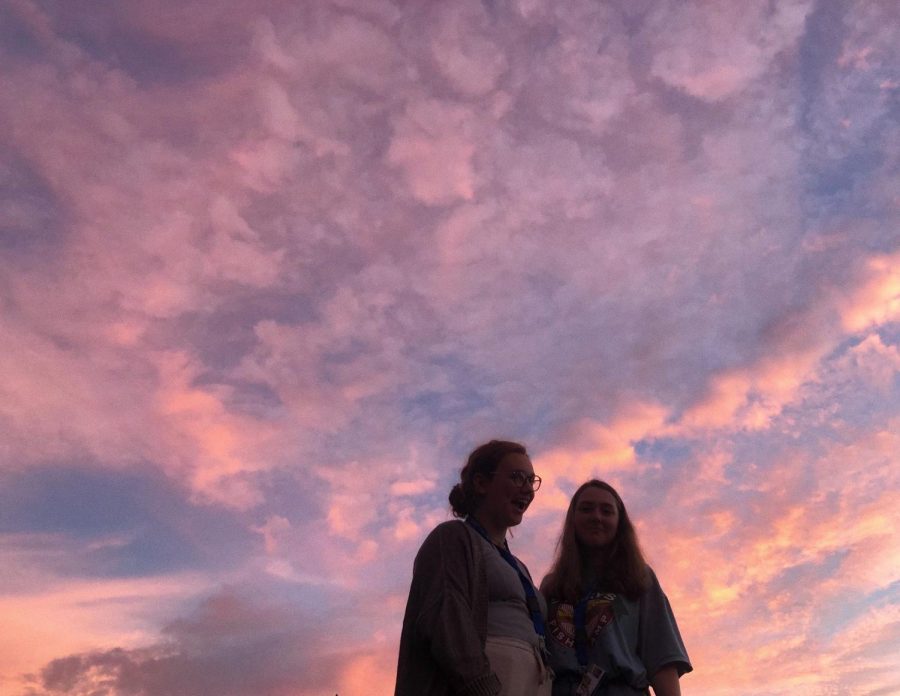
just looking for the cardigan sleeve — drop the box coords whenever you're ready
[410,522,501,696]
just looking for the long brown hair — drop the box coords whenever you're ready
[540,480,649,602]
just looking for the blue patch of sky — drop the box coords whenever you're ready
[728,427,829,482]
[770,550,847,595]
[397,353,494,420]
[0,464,256,577]
[809,335,900,423]
[231,576,343,617]
[50,9,249,87]
[252,468,327,526]
[877,325,900,350]
[321,338,369,371]
[155,291,319,372]
[642,78,730,162]
[814,578,900,639]
[796,0,847,134]
[0,6,44,59]
[806,149,885,202]
[404,386,492,424]
[0,148,68,257]
[201,378,285,419]
[795,2,899,224]
[633,436,693,465]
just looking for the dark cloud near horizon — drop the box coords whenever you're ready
[23,587,352,696]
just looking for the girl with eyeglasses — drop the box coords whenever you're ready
[395,440,551,696]
[541,480,691,696]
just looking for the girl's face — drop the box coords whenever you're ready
[573,486,620,548]
[475,453,536,531]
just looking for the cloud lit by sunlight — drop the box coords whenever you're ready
[1,1,898,695]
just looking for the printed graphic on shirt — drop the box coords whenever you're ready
[549,592,616,648]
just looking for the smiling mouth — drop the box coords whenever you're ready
[512,499,529,512]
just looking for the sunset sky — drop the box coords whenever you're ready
[1,1,898,695]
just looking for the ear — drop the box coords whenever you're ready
[472,471,491,496]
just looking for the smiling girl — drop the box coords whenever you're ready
[540,480,691,696]
[395,440,551,696]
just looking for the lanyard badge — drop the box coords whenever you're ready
[574,664,605,696]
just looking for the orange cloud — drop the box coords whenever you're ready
[839,251,900,333]
[337,649,396,696]
[679,345,824,432]
[643,425,900,695]
[540,401,670,493]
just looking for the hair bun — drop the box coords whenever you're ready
[448,482,468,517]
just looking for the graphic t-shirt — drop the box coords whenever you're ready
[544,567,691,696]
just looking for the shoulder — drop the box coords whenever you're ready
[413,520,481,576]
[643,565,662,589]
[428,519,472,540]
[418,520,475,554]
[637,565,675,613]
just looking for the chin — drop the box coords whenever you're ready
[579,536,608,549]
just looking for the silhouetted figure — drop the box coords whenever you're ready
[395,440,551,696]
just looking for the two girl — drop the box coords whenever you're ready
[395,440,692,696]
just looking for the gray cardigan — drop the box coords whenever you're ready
[394,520,502,696]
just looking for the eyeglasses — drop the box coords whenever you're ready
[509,471,542,491]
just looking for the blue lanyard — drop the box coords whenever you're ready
[573,588,626,667]
[573,587,594,666]
[466,517,546,639]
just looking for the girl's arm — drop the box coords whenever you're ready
[650,664,682,696]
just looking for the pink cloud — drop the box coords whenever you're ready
[429,1,508,97]
[677,345,825,432]
[388,479,437,496]
[645,1,813,101]
[540,401,670,489]
[387,98,479,205]
[1,1,898,694]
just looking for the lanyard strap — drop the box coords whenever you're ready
[573,588,594,666]
[466,517,546,639]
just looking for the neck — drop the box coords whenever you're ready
[470,512,507,545]
[581,545,609,567]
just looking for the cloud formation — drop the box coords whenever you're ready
[1,0,898,694]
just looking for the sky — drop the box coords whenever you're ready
[0,0,898,694]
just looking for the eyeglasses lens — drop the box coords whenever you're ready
[511,472,541,491]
